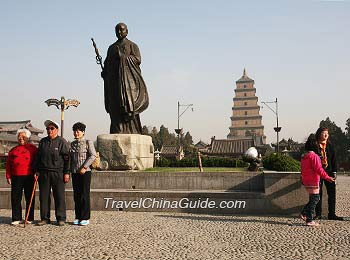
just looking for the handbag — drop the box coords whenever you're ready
[86,140,100,169]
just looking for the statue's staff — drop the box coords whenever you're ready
[91,38,104,70]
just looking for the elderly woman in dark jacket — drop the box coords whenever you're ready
[70,122,96,226]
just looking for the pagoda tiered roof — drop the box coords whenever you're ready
[236,68,254,83]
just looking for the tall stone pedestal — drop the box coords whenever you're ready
[97,134,154,170]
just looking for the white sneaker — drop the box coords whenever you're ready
[79,220,89,226]
[73,219,80,225]
[11,221,20,225]
[24,220,33,224]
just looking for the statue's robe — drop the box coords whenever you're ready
[103,38,149,134]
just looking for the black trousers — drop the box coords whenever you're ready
[11,175,35,221]
[315,179,336,217]
[301,194,320,222]
[38,171,66,221]
[72,171,91,220]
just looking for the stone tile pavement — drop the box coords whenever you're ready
[0,176,349,260]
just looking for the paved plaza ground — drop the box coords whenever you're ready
[0,176,349,260]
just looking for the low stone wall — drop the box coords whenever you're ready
[72,171,264,191]
[263,171,308,215]
[0,171,264,191]
[0,170,319,215]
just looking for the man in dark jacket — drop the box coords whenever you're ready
[32,120,70,226]
[315,127,343,220]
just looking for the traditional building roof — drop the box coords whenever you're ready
[0,133,17,142]
[160,145,178,156]
[0,145,6,155]
[0,120,42,156]
[0,133,41,142]
[208,138,255,156]
[0,120,43,134]
[160,145,184,160]
[272,138,304,152]
[194,140,208,149]
[236,68,254,83]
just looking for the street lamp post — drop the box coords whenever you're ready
[45,96,80,138]
[261,98,281,153]
[174,101,193,158]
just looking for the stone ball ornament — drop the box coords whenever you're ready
[243,147,261,171]
[244,147,259,160]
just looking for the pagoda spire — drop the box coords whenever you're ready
[243,68,247,77]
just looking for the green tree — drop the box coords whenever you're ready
[158,125,171,145]
[151,127,158,136]
[345,118,350,138]
[143,125,194,156]
[142,125,149,135]
[319,117,348,164]
[183,131,193,146]
[181,131,194,156]
[150,127,161,150]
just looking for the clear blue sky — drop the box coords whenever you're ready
[1,0,349,144]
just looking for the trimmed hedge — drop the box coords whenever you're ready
[154,158,171,167]
[263,153,301,172]
[155,157,248,168]
[0,158,5,169]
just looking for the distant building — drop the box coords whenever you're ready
[194,140,209,153]
[205,69,267,158]
[0,120,43,156]
[160,145,184,160]
[273,138,304,160]
[207,136,255,157]
[227,69,266,144]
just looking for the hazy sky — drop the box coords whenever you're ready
[1,0,349,144]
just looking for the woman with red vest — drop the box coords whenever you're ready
[6,129,38,225]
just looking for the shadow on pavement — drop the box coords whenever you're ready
[0,216,12,224]
[155,214,300,226]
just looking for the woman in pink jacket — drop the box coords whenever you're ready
[300,134,335,226]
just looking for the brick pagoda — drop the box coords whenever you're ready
[227,69,266,144]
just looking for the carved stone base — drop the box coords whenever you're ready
[97,134,154,170]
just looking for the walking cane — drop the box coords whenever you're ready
[24,175,38,228]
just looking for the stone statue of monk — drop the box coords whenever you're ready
[101,22,149,134]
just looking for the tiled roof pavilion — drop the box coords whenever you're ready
[0,120,43,155]
[0,120,43,134]
[208,137,255,156]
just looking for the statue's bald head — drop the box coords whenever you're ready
[116,23,127,29]
[115,23,128,40]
